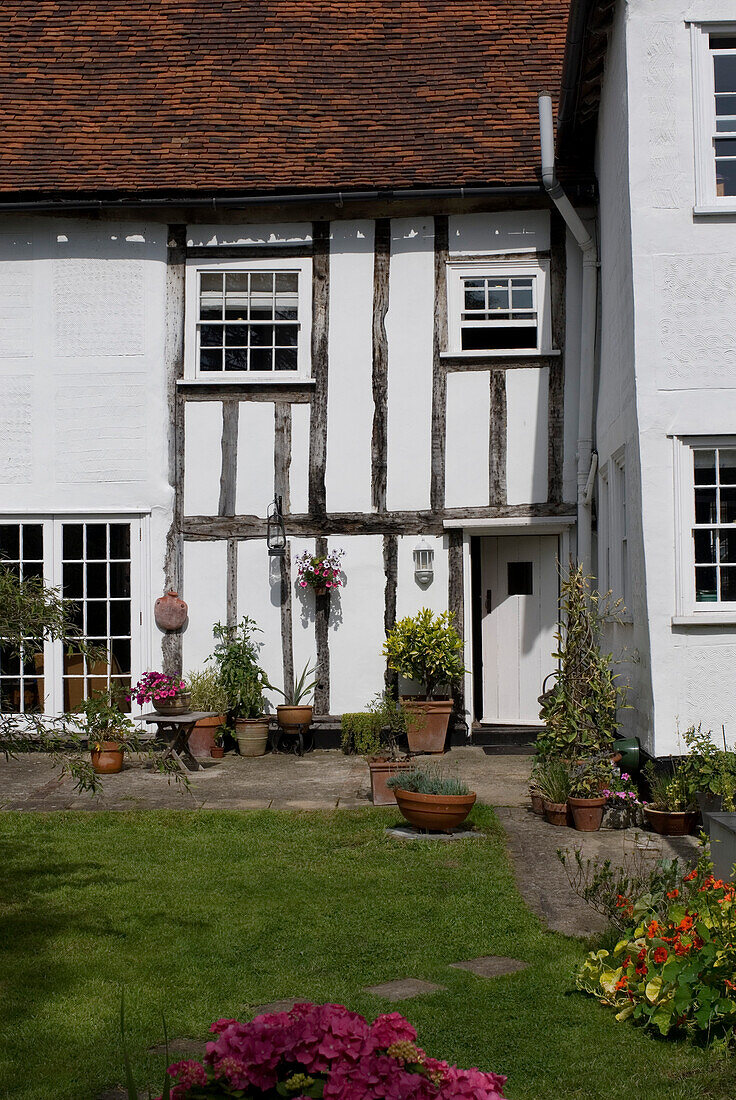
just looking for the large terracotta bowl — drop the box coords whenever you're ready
[644,806,698,836]
[394,788,476,831]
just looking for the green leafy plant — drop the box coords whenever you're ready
[534,758,571,804]
[569,757,614,798]
[536,561,626,760]
[341,691,415,758]
[386,764,470,796]
[644,760,695,813]
[383,609,465,698]
[186,668,229,714]
[75,685,136,750]
[270,662,317,707]
[209,618,269,719]
[679,724,736,810]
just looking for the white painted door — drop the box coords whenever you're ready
[480,535,558,724]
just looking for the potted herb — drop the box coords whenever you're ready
[342,691,414,805]
[186,667,229,758]
[130,671,190,715]
[295,548,345,596]
[536,562,625,761]
[643,761,698,836]
[679,723,736,821]
[535,759,572,826]
[76,686,137,775]
[567,759,613,831]
[383,609,466,753]
[270,662,317,732]
[386,764,476,831]
[210,618,270,757]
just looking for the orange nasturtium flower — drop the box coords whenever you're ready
[653,947,668,964]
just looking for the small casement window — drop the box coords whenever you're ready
[446,260,550,355]
[691,447,736,603]
[692,26,736,207]
[185,258,312,379]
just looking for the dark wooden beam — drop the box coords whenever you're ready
[488,372,507,506]
[443,353,561,372]
[226,538,238,629]
[280,542,295,700]
[383,534,398,696]
[371,218,391,513]
[431,215,449,513]
[274,403,292,513]
[218,400,239,517]
[308,223,330,516]
[178,382,312,403]
[314,536,330,714]
[186,244,314,260]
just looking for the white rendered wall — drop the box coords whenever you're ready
[181,540,228,672]
[184,403,222,516]
[385,218,435,511]
[236,402,275,516]
[445,371,491,507]
[328,535,386,713]
[448,211,550,256]
[505,368,549,505]
[326,221,374,514]
[238,540,284,712]
[396,536,450,621]
[290,404,310,515]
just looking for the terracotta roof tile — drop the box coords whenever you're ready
[0,1,570,195]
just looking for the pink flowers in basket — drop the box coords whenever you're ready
[129,671,187,706]
[295,549,345,591]
[161,1003,508,1100]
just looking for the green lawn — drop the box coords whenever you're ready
[0,806,732,1100]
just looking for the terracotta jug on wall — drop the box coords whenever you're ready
[154,590,188,631]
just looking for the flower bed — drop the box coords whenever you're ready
[161,1003,507,1099]
[576,859,736,1040]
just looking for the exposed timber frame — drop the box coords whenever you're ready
[308,222,330,516]
[430,215,449,513]
[371,218,391,512]
[163,224,187,677]
[488,372,508,506]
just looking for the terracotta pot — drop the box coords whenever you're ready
[569,795,606,832]
[277,704,313,730]
[90,741,124,774]
[188,714,225,758]
[394,788,477,832]
[530,790,545,816]
[368,759,413,806]
[154,590,188,631]
[153,691,191,716]
[211,745,225,759]
[235,717,270,757]
[543,799,569,826]
[644,805,698,836]
[401,699,453,754]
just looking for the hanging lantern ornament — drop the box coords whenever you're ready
[413,537,434,585]
[267,494,286,556]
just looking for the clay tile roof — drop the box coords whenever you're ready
[0,1,571,196]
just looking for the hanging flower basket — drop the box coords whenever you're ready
[295,548,345,595]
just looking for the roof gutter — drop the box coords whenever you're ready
[539,93,598,573]
[557,0,597,142]
[0,183,544,215]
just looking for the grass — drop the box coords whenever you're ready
[0,805,734,1100]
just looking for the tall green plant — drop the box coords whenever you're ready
[209,618,269,719]
[536,561,625,760]
[383,609,465,698]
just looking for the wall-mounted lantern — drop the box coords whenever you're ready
[413,537,434,585]
[267,495,286,556]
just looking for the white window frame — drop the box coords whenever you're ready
[691,22,736,213]
[0,513,149,715]
[445,258,552,357]
[184,256,312,381]
[673,436,736,620]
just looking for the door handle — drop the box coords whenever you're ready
[485,589,492,613]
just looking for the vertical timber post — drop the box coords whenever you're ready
[163,224,186,677]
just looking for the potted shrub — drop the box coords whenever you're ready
[386,764,476,831]
[76,686,137,775]
[567,759,612,831]
[210,618,270,757]
[342,691,414,805]
[679,723,736,823]
[536,562,626,761]
[643,761,698,836]
[130,671,190,715]
[271,661,317,732]
[186,667,229,758]
[535,759,572,826]
[383,608,466,754]
[295,548,345,597]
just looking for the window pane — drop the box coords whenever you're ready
[199,274,223,320]
[721,567,736,601]
[275,348,298,371]
[488,284,510,310]
[200,324,223,347]
[86,601,108,636]
[248,324,272,348]
[275,273,298,293]
[0,680,21,711]
[719,531,736,563]
[693,450,716,484]
[715,160,736,197]
[274,325,298,347]
[695,488,717,524]
[0,525,19,561]
[225,348,249,371]
[694,529,717,563]
[111,638,131,674]
[66,601,84,630]
[719,449,736,484]
[274,304,298,321]
[464,288,485,310]
[86,562,108,599]
[224,324,249,347]
[249,348,272,372]
[225,272,249,292]
[63,561,83,598]
[714,54,736,94]
[511,285,534,309]
[716,94,736,115]
[250,273,273,293]
[109,525,130,560]
[110,561,131,598]
[109,601,131,637]
[86,525,107,560]
[0,645,20,676]
[201,273,223,291]
[696,566,718,601]
[461,325,537,351]
[715,138,736,156]
[62,524,84,560]
[711,35,736,50]
[716,117,736,132]
[200,349,223,371]
[23,561,43,580]
[22,525,43,561]
[721,486,736,523]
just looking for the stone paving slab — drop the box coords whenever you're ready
[385,824,485,841]
[450,955,528,978]
[364,978,446,1001]
[251,999,302,1015]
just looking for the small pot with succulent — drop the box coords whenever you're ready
[341,691,415,805]
[270,662,317,733]
[567,758,613,832]
[77,686,138,775]
[130,671,190,716]
[535,759,572,826]
[186,667,229,758]
[295,548,345,597]
[210,618,270,757]
[386,764,476,832]
[643,760,698,836]
[383,609,466,754]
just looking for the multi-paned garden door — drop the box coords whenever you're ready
[480,535,558,724]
